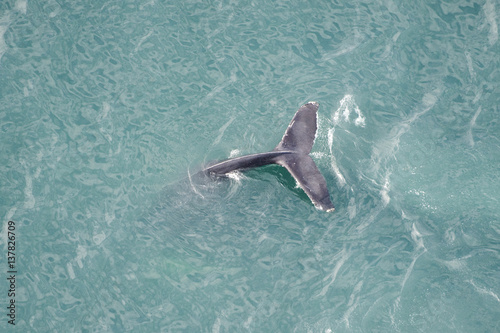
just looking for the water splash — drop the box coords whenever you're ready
[228,149,241,158]
[325,95,366,188]
[332,94,366,127]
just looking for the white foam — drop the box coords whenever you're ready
[326,30,363,58]
[187,169,205,199]
[442,258,466,270]
[49,9,59,18]
[372,88,441,171]
[93,232,106,245]
[212,316,221,333]
[468,279,500,303]
[228,149,240,158]
[342,280,363,328]
[484,0,498,46]
[212,116,235,146]
[75,244,87,269]
[4,207,17,222]
[134,29,153,53]
[139,0,156,10]
[67,262,76,279]
[317,247,349,297]
[310,151,327,159]
[24,171,35,209]
[0,25,7,63]
[380,174,391,206]
[105,211,115,225]
[332,94,366,127]
[380,31,401,59]
[15,0,27,14]
[465,52,475,79]
[99,101,110,121]
[399,246,426,294]
[328,128,346,187]
[226,170,243,181]
[467,106,482,147]
[347,197,356,220]
[411,223,425,250]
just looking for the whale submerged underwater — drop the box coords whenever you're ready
[200,102,335,212]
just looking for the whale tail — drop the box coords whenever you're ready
[272,102,334,212]
[274,102,318,154]
[203,102,334,212]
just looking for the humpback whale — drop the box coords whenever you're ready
[203,102,335,212]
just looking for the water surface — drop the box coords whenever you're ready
[1,0,499,332]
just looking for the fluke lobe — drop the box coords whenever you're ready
[203,102,335,212]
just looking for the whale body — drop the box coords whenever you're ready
[203,102,335,212]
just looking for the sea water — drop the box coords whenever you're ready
[1,0,499,332]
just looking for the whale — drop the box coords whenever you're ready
[202,102,335,212]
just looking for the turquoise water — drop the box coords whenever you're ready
[1,0,499,331]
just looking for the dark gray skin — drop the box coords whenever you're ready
[203,102,335,212]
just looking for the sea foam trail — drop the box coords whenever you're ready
[484,0,498,46]
[327,94,366,188]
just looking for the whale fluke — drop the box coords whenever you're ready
[274,102,318,154]
[274,153,334,212]
[203,102,335,212]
